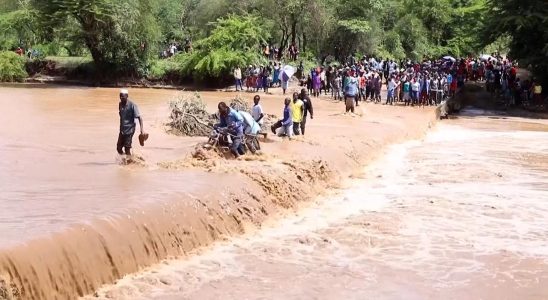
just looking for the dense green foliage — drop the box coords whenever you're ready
[31,0,161,77]
[0,2,40,51]
[0,0,545,85]
[482,0,548,87]
[176,15,269,80]
[0,51,28,82]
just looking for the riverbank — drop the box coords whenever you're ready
[0,86,436,299]
[22,76,184,90]
[18,56,187,90]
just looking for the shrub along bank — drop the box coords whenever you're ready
[0,51,27,82]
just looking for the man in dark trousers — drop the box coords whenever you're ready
[117,89,144,156]
[299,89,314,135]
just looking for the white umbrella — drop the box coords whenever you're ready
[480,54,497,62]
[281,65,296,81]
[443,56,456,62]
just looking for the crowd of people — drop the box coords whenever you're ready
[234,63,290,94]
[482,59,544,108]
[235,56,464,112]
[235,53,544,112]
[309,57,468,112]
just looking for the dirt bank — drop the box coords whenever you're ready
[0,89,436,300]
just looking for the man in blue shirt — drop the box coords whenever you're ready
[215,102,245,158]
[344,75,359,113]
[270,98,293,139]
[447,73,453,86]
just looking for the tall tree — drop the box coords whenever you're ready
[482,0,548,86]
[0,0,40,50]
[33,0,161,77]
[177,15,269,80]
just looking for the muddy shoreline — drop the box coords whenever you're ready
[0,87,437,299]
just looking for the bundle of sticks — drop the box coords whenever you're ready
[168,93,278,136]
[167,93,217,136]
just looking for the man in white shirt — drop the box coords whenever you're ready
[234,67,242,91]
[389,60,397,77]
[320,69,327,95]
[252,95,265,127]
[431,77,441,104]
[169,44,176,57]
[411,79,420,106]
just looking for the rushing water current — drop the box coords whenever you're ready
[87,113,548,300]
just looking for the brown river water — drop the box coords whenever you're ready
[89,111,548,299]
[1,85,547,299]
[0,86,194,247]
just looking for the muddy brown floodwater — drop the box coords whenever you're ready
[88,111,548,300]
[0,86,187,247]
[1,84,546,300]
[0,84,436,299]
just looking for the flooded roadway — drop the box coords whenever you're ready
[89,114,548,300]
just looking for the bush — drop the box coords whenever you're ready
[0,51,28,82]
[0,37,18,51]
[147,58,180,80]
[178,15,270,82]
[167,93,217,136]
[31,43,62,58]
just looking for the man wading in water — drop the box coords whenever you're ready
[117,89,145,156]
[299,89,314,135]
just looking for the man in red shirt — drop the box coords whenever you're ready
[510,65,517,78]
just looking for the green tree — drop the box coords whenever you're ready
[442,0,486,57]
[0,50,28,82]
[404,0,451,45]
[0,0,21,13]
[382,30,406,60]
[0,0,514,82]
[0,1,40,50]
[177,15,269,80]
[156,0,184,42]
[394,14,430,60]
[33,0,161,77]
[482,0,548,87]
